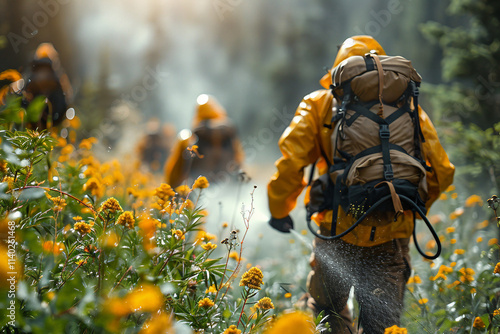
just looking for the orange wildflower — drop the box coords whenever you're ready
[192,176,209,189]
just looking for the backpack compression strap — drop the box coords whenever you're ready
[368,53,385,117]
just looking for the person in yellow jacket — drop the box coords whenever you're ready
[267,36,455,333]
[24,43,73,129]
[165,94,245,188]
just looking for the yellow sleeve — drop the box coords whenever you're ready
[267,90,333,219]
[165,135,193,188]
[419,107,455,209]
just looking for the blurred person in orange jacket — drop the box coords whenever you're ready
[165,94,245,188]
[23,42,73,129]
[267,36,455,333]
[136,118,176,173]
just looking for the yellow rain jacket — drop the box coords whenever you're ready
[165,94,245,188]
[268,36,455,247]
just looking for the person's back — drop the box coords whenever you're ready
[24,43,72,129]
[267,35,455,333]
[165,94,244,188]
[191,118,239,177]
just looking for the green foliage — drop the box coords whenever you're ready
[403,189,500,333]
[421,0,500,195]
[0,116,293,333]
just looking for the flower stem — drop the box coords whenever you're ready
[237,287,250,328]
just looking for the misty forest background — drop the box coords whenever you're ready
[1,0,500,296]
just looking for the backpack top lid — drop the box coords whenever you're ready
[331,55,422,103]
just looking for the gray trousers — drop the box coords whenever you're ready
[306,236,411,333]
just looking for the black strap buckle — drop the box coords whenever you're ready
[411,81,420,97]
[379,124,390,139]
[384,165,394,180]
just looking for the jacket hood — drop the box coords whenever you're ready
[320,35,386,89]
[192,94,227,127]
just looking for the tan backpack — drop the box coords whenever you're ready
[307,53,440,259]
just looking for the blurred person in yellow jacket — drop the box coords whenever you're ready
[23,42,73,129]
[165,94,245,188]
[267,36,454,333]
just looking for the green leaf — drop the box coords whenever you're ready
[26,96,47,123]
[55,274,84,312]
[18,187,45,201]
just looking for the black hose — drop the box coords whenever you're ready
[307,194,441,259]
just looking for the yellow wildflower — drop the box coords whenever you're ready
[459,268,475,283]
[222,222,228,228]
[0,69,22,82]
[1,176,14,190]
[454,249,465,255]
[240,267,264,290]
[83,177,104,198]
[263,311,315,334]
[117,211,135,229]
[103,296,130,317]
[138,215,160,239]
[42,241,65,255]
[477,220,489,229]
[476,237,483,243]
[426,240,436,250]
[494,262,500,274]
[473,317,485,329]
[430,265,453,281]
[61,144,75,156]
[74,221,92,235]
[201,242,217,251]
[284,292,292,298]
[488,238,498,246]
[418,298,428,304]
[102,231,119,248]
[139,312,173,334]
[493,309,500,316]
[229,251,240,261]
[192,176,209,189]
[451,193,458,199]
[447,280,461,289]
[256,297,274,310]
[178,198,195,212]
[205,285,217,294]
[449,208,464,220]
[384,325,408,334]
[154,183,175,201]
[172,229,185,240]
[127,284,164,313]
[450,239,457,244]
[99,197,123,213]
[175,185,191,197]
[407,275,422,284]
[75,259,87,266]
[439,193,448,201]
[198,297,214,309]
[46,194,67,213]
[446,185,456,192]
[79,137,98,150]
[0,160,7,174]
[223,325,241,334]
[465,194,483,207]
[446,227,455,234]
